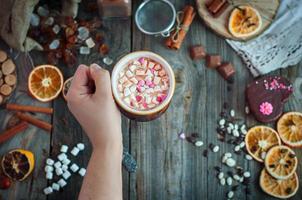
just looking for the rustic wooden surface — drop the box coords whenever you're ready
[0,0,301,200]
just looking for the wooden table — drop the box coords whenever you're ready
[1,1,301,199]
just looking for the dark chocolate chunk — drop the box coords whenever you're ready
[246,76,293,123]
[206,0,229,18]
[189,45,206,60]
[217,62,235,81]
[205,55,221,68]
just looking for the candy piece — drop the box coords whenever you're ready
[78,168,86,176]
[142,59,148,68]
[44,17,54,26]
[54,161,62,169]
[206,55,221,68]
[46,172,53,180]
[58,179,67,187]
[103,57,113,65]
[119,76,128,84]
[148,62,155,69]
[46,158,54,166]
[190,45,206,60]
[62,158,71,165]
[124,87,131,97]
[52,24,60,34]
[55,168,63,176]
[62,171,71,180]
[71,147,80,156]
[136,69,145,76]
[57,153,67,161]
[43,187,53,195]
[85,38,95,48]
[126,70,134,78]
[49,40,60,50]
[217,62,235,82]
[77,143,85,150]
[80,46,90,55]
[70,163,79,172]
[60,145,68,153]
[62,165,68,171]
[130,85,137,92]
[78,27,89,41]
[259,102,273,115]
[45,165,54,172]
[52,183,60,191]
[153,76,161,85]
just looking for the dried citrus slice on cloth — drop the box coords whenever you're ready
[228,5,262,39]
[260,169,299,199]
[62,77,73,100]
[264,145,298,180]
[1,149,35,181]
[28,65,63,102]
[277,112,302,148]
[245,126,281,162]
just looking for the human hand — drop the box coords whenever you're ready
[66,64,122,152]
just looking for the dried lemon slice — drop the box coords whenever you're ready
[245,126,281,162]
[277,112,302,148]
[264,145,298,180]
[228,5,262,39]
[260,169,299,199]
[1,149,35,181]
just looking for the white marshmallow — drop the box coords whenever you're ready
[129,65,137,72]
[46,172,53,180]
[43,187,53,195]
[78,168,86,177]
[123,88,131,97]
[46,158,54,166]
[57,153,67,161]
[126,70,134,78]
[70,163,79,172]
[62,164,68,171]
[62,158,71,165]
[58,179,67,187]
[45,165,54,172]
[85,37,95,48]
[54,161,62,168]
[52,183,60,191]
[77,143,85,151]
[71,147,80,156]
[63,171,71,180]
[60,145,69,153]
[55,168,63,176]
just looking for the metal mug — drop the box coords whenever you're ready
[135,0,176,37]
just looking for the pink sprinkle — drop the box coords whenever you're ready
[145,80,152,86]
[161,94,167,101]
[137,86,142,93]
[259,102,273,115]
[136,95,142,102]
[149,83,155,88]
[137,80,145,87]
[138,57,145,64]
[178,132,186,140]
[156,96,163,103]
[143,102,148,108]
[150,68,155,74]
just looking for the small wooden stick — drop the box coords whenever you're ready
[16,112,52,132]
[6,104,53,115]
[0,121,28,144]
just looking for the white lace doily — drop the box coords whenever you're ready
[227,0,302,77]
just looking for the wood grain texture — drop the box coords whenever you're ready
[0,0,302,199]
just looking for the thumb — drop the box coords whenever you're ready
[89,63,112,98]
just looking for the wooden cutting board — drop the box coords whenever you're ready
[196,0,280,41]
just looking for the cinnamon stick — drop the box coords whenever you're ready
[0,121,28,144]
[16,112,52,132]
[165,6,196,50]
[6,104,53,115]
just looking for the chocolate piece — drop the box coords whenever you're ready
[189,45,206,60]
[246,76,293,123]
[206,0,229,18]
[217,62,235,81]
[206,55,221,68]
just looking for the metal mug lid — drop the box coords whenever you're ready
[135,0,176,37]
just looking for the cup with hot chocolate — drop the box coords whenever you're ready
[111,51,175,121]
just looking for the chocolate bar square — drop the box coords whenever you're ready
[206,0,229,18]
[190,45,206,60]
[217,62,235,81]
[206,55,221,68]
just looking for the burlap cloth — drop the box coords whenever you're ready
[0,0,81,52]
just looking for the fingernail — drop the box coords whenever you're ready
[90,63,102,71]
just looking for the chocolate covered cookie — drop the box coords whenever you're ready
[246,76,293,123]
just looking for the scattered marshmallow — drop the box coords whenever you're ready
[43,187,53,195]
[62,158,71,166]
[55,168,63,176]
[71,147,80,156]
[77,143,85,151]
[70,164,79,172]
[58,179,67,188]
[62,165,68,171]
[62,171,71,180]
[85,38,95,48]
[46,172,53,180]
[45,165,54,172]
[57,153,67,161]
[60,145,69,153]
[52,183,60,191]
[78,168,86,177]
[46,158,54,166]
[54,161,62,169]
[226,158,236,167]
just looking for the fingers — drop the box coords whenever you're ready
[89,63,112,99]
[66,64,91,101]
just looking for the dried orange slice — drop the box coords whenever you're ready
[245,126,281,162]
[264,145,298,180]
[1,149,35,181]
[277,112,302,148]
[228,5,262,39]
[28,65,63,102]
[62,77,73,100]
[260,169,299,199]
